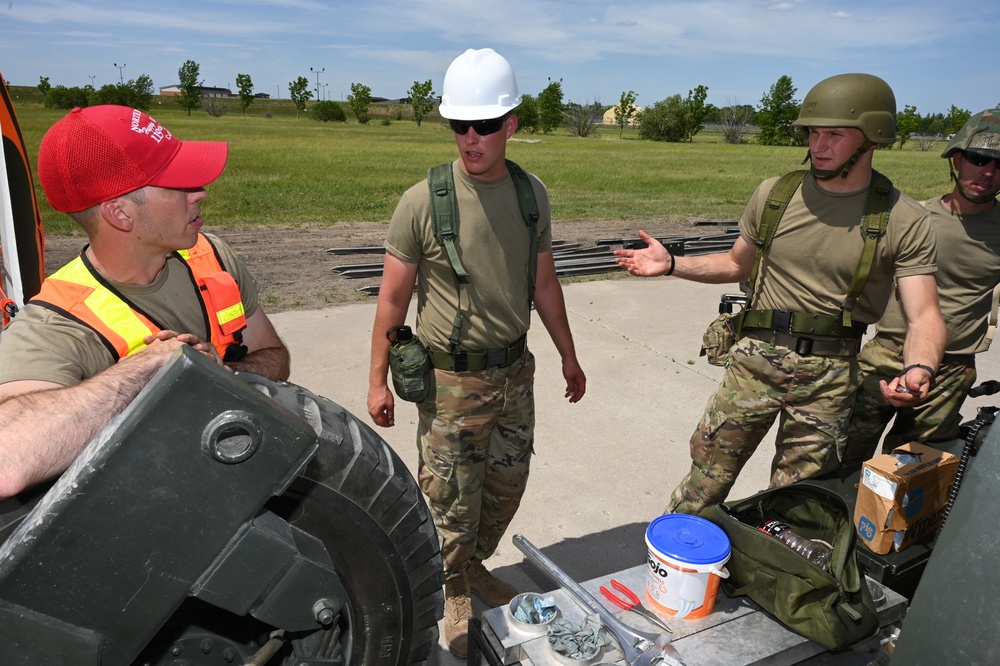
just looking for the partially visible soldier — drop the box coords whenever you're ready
[0,105,289,499]
[844,109,1000,464]
[615,74,945,516]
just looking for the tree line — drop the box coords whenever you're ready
[597,74,982,149]
[37,74,156,112]
[33,63,989,150]
[36,60,439,127]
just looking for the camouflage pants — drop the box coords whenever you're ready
[842,338,976,467]
[416,351,535,579]
[667,337,856,516]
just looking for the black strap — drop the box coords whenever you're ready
[506,160,540,295]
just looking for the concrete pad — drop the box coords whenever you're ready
[270,275,1000,665]
[272,275,772,663]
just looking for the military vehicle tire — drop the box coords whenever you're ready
[258,375,444,666]
[0,375,444,666]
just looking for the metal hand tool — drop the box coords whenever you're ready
[514,534,687,666]
[600,579,673,633]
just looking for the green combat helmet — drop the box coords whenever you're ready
[941,108,1000,203]
[941,108,1000,160]
[793,73,896,178]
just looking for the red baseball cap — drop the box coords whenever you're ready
[38,105,229,213]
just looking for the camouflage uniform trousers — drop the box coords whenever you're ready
[842,337,976,467]
[667,336,857,516]
[416,350,535,580]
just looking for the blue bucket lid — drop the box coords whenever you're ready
[646,514,731,565]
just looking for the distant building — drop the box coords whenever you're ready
[602,104,644,126]
[158,85,235,98]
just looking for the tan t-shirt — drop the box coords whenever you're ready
[0,232,260,386]
[385,161,552,351]
[740,172,935,325]
[876,196,1000,353]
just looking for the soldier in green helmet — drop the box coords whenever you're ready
[616,73,945,516]
[844,108,1000,465]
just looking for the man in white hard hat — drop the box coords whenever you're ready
[367,48,586,658]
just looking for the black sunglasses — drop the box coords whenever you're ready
[449,114,510,136]
[964,152,1000,169]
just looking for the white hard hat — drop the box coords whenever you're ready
[438,48,521,121]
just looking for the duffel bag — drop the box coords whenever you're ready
[702,481,879,650]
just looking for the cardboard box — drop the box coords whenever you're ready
[854,442,959,555]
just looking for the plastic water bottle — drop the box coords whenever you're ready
[758,519,833,571]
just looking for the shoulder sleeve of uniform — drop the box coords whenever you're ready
[386,180,431,264]
[887,191,937,277]
[0,305,111,386]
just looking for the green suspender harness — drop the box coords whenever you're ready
[425,160,539,371]
[735,169,893,356]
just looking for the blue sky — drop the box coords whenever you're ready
[2,0,996,116]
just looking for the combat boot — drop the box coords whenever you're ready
[466,559,519,607]
[444,575,472,658]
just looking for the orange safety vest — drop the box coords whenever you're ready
[30,234,248,362]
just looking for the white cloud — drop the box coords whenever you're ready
[2,0,997,115]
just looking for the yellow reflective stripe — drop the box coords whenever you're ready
[49,257,93,283]
[177,248,192,260]
[82,288,152,355]
[216,301,245,326]
[51,258,153,356]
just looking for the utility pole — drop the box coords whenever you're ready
[114,62,126,84]
[88,75,95,88]
[310,66,325,100]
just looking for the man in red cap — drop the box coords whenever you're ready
[0,105,289,499]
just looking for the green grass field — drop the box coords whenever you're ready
[9,95,950,235]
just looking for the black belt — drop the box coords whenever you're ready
[745,329,862,357]
[740,309,867,339]
[943,353,976,365]
[427,335,526,372]
[874,334,974,366]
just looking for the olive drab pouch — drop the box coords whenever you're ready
[387,326,432,403]
[700,312,739,367]
[702,482,880,651]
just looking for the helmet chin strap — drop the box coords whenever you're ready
[802,140,875,180]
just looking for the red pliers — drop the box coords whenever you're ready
[599,579,672,633]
